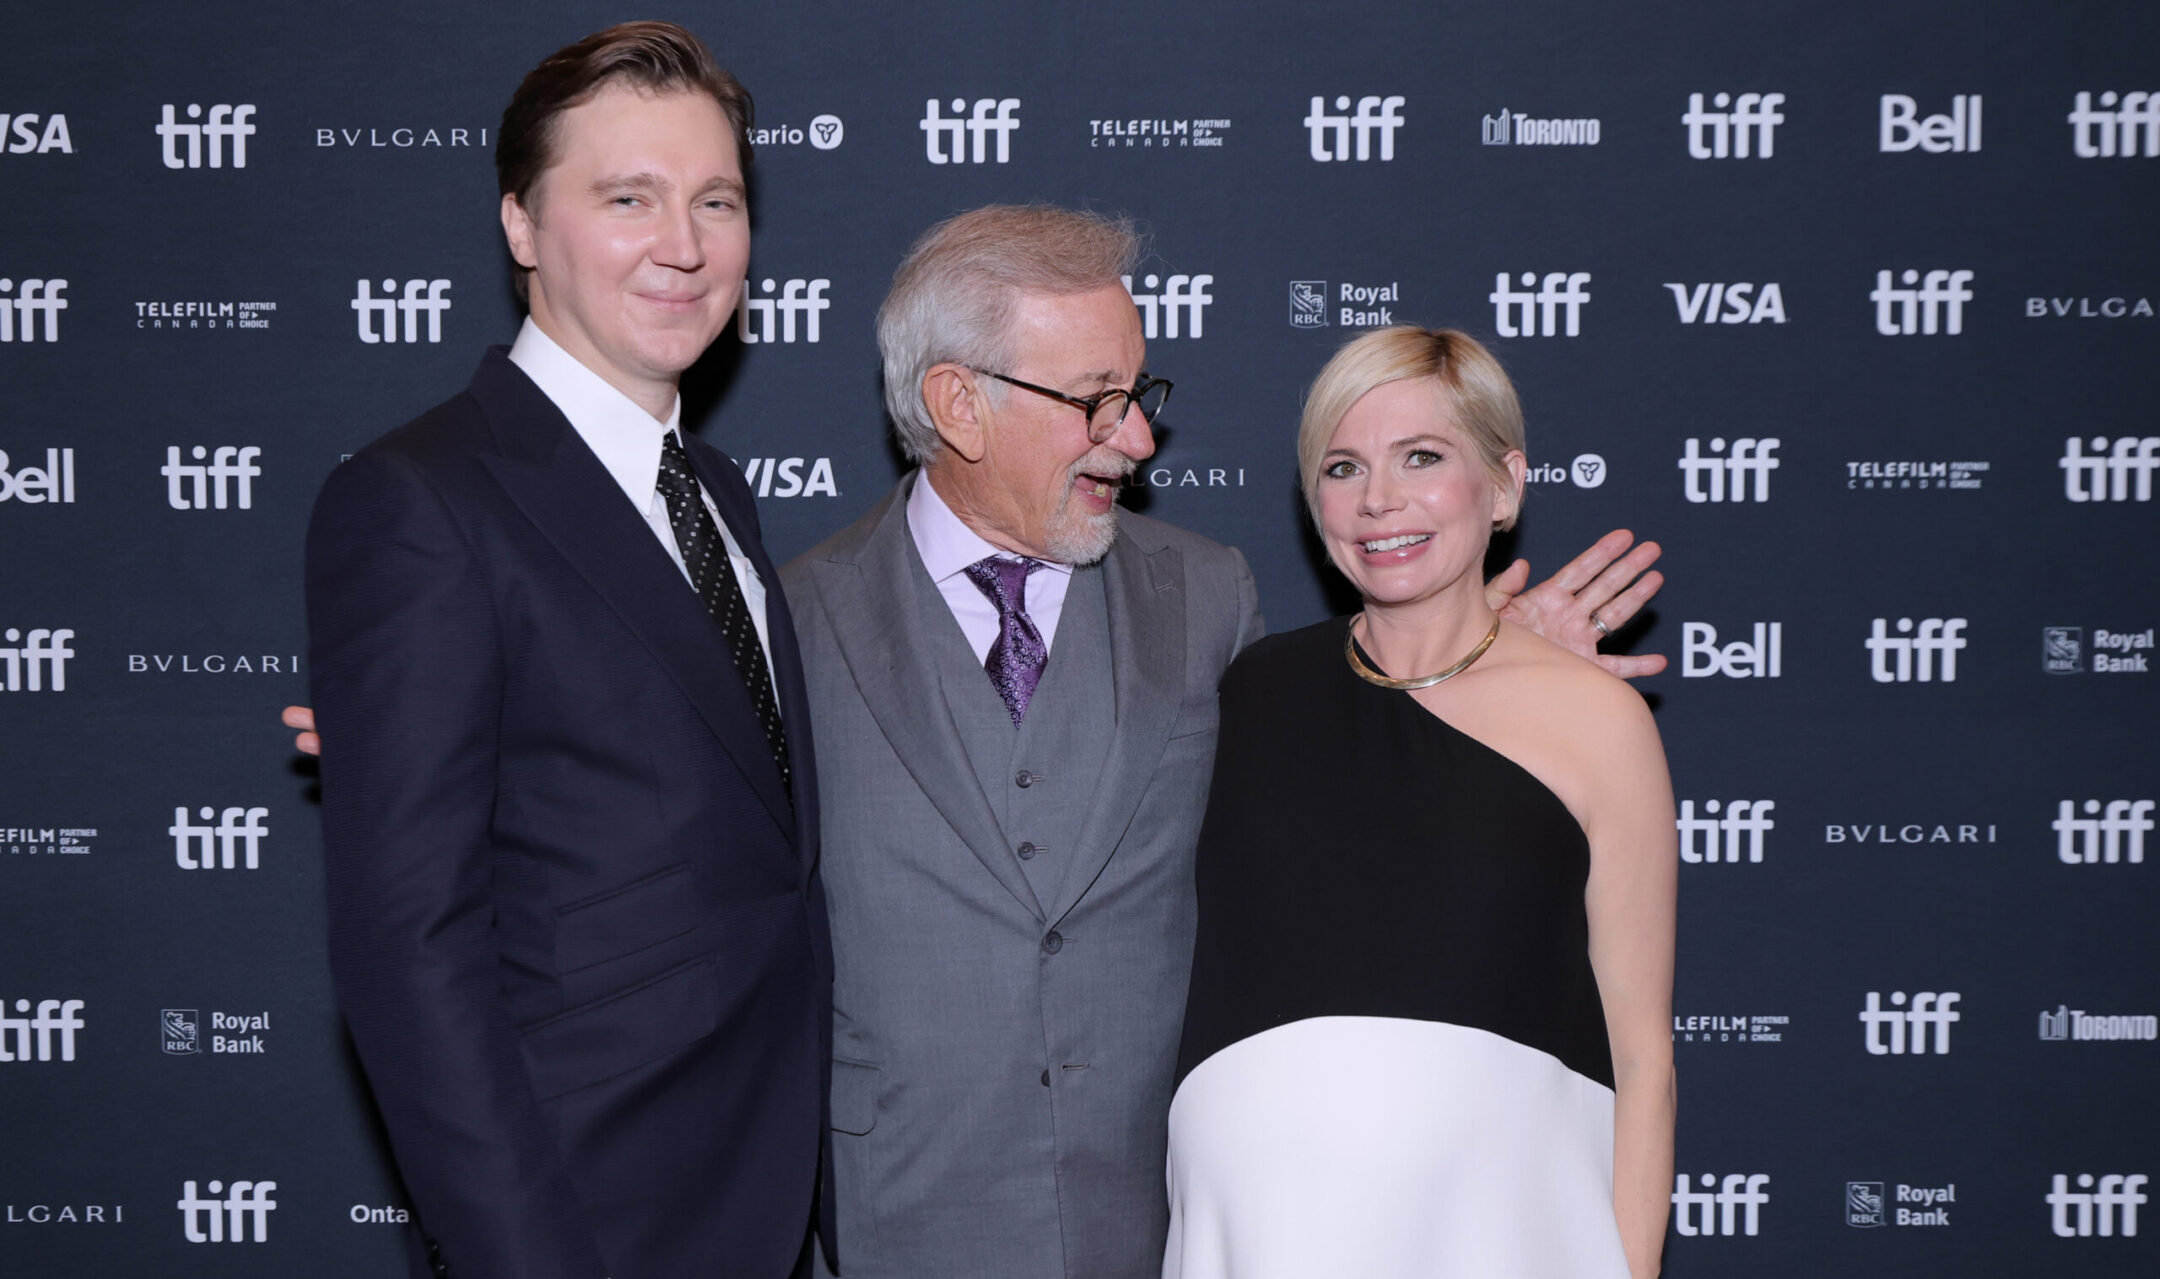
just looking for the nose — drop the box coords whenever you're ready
[1358,467,1403,518]
[650,199,706,272]
[1103,398,1156,462]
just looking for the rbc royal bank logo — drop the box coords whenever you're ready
[1490,273,1591,337]
[1288,281,1327,329]
[1880,95,1982,152]
[1847,1182,1887,1227]
[1,113,73,154]
[157,104,256,169]
[162,1008,200,1055]
[1683,93,1784,158]
[1677,799,1775,863]
[1305,95,1405,161]
[921,98,1019,164]
[0,999,85,1061]
[1859,990,1960,1054]
[162,447,260,510]
[2060,437,2160,502]
[0,278,68,342]
[1865,618,1967,682]
[177,1180,276,1243]
[1678,438,1778,502]
[2054,800,2153,865]
[1665,282,1786,325]
[1123,274,1213,339]
[2049,1175,2147,1236]
[2069,92,2160,158]
[0,627,74,692]
[0,449,74,503]
[170,807,269,870]
[352,279,451,344]
[737,278,829,344]
[1672,1175,1770,1236]
[1871,270,1973,335]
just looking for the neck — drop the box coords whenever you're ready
[527,309,678,422]
[1355,585,1497,681]
[923,461,1044,560]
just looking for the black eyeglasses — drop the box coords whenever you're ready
[966,366,1173,443]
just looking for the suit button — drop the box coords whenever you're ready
[1016,771,1037,788]
[1040,1069,1050,1086]
[1043,931,1064,954]
[1017,841,1037,860]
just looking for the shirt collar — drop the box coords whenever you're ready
[508,317,683,510]
[907,469,1074,585]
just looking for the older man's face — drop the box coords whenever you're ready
[945,283,1157,564]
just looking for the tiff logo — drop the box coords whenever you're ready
[1881,94,1981,153]
[737,277,828,344]
[1681,622,1782,679]
[1677,799,1776,863]
[0,278,68,342]
[177,1180,276,1243]
[2054,800,2153,865]
[1860,990,1960,1054]
[1673,1174,1770,1236]
[2069,92,2160,158]
[0,628,75,692]
[1683,92,1784,158]
[1871,269,1973,336]
[0,999,84,1062]
[2050,1174,2147,1237]
[1665,282,1786,325]
[1490,272,1591,338]
[1305,95,1406,161]
[1866,618,1967,683]
[2060,437,2160,502]
[921,98,1020,164]
[157,104,256,169]
[162,446,261,510]
[352,279,451,344]
[1678,438,1779,502]
[170,806,269,870]
[0,448,75,503]
[1123,273,1213,339]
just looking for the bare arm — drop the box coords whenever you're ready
[1486,529,1667,679]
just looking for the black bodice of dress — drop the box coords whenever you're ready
[1175,617,1613,1090]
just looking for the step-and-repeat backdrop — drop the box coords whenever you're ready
[5,1,2154,1275]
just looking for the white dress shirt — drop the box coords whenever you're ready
[508,318,779,708]
[906,469,1074,662]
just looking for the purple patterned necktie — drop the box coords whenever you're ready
[963,555,1047,727]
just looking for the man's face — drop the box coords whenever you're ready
[937,283,1156,564]
[501,83,748,414]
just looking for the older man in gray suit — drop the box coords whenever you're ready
[784,205,1252,1279]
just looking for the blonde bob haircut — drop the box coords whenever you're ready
[1295,325,1526,531]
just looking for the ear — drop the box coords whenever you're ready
[501,193,538,270]
[923,363,988,464]
[1492,449,1528,527]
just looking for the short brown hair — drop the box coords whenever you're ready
[497,22,753,298]
[1296,326,1527,530]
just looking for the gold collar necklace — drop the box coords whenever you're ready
[1345,614,1501,690]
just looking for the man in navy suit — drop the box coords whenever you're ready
[304,24,830,1279]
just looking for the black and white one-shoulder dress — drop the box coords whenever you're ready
[1164,618,1628,1279]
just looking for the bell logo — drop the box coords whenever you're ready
[1680,622,1782,679]
[177,1180,276,1243]
[352,279,452,344]
[1682,92,1785,158]
[0,448,75,503]
[2060,437,2160,502]
[2049,1174,2147,1237]
[1123,274,1213,339]
[156,104,255,169]
[1305,95,1406,162]
[2069,92,2160,158]
[0,279,68,343]
[170,807,269,870]
[1859,990,1960,1054]
[2053,800,2153,865]
[1880,95,1982,153]
[920,98,1020,164]
[1672,1174,1770,1236]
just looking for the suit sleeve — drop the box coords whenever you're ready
[306,451,609,1279]
[1226,545,1266,656]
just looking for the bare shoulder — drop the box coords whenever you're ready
[1482,621,1658,748]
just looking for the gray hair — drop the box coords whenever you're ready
[877,205,1141,465]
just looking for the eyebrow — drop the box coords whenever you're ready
[588,172,745,202]
[1324,433,1452,457]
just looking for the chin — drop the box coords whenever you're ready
[1042,508,1119,566]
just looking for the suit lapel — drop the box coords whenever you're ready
[817,479,1045,922]
[1045,529,1185,926]
[467,351,797,842]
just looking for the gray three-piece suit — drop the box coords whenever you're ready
[783,474,1262,1278]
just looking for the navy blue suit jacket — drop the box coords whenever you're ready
[306,349,834,1279]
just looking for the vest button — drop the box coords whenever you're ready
[1040,1069,1050,1086]
[1017,841,1037,860]
[1042,930,1064,954]
[1016,770,1037,788]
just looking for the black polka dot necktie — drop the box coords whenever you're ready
[656,430,790,797]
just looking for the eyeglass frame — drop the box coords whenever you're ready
[963,365,1173,444]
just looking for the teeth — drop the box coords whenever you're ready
[1363,534,1431,553]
